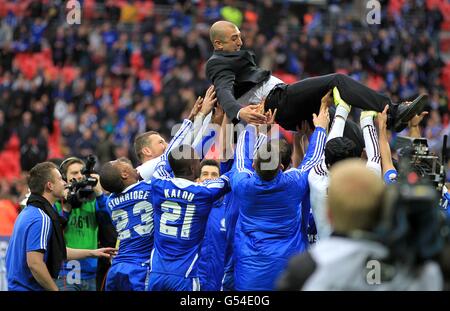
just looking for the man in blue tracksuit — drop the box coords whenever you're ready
[231,106,329,290]
[196,160,226,291]
[220,132,267,291]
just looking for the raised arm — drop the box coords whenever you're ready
[299,93,330,172]
[298,126,327,173]
[408,111,428,138]
[327,87,349,142]
[360,111,381,177]
[292,121,312,168]
[192,102,223,159]
[203,174,231,202]
[163,118,193,160]
[232,124,257,174]
[219,112,233,163]
[377,106,397,184]
[188,85,218,146]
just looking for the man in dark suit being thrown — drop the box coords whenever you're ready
[206,21,427,132]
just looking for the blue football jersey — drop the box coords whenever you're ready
[231,125,326,290]
[149,162,230,279]
[6,205,52,291]
[107,181,154,264]
[221,133,268,291]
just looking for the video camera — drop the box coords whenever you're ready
[373,135,449,268]
[66,155,98,207]
[395,136,446,193]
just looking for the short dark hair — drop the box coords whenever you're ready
[200,159,220,173]
[168,145,199,177]
[134,131,159,161]
[325,137,359,168]
[254,140,281,181]
[100,162,125,194]
[28,162,58,195]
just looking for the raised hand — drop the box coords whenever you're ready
[265,108,277,125]
[188,96,204,121]
[376,105,389,131]
[200,85,218,115]
[408,111,429,128]
[212,104,225,125]
[313,106,330,130]
[239,104,267,125]
[321,89,333,110]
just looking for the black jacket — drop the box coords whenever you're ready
[206,50,271,124]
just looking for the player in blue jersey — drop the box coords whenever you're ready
[99,158,154,291]
[217,115,268,291]
[196,159,226,291]
[147,145,230,291]
[231,102,329,291]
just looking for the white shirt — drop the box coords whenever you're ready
[136,156,161,181]
[308,158,332,239]
[236,75,284,120]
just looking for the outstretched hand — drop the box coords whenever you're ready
[239,104,267,125]
[188,96,204,121]
[200,85,217,115]
[91,247,118,259]
[212,105,225,125]
[321,89,333,110]
[409,111,429,128]
[313,105,330,130]
[376,105,389,131]
[265,108,277,125]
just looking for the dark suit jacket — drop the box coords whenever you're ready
[206,50,271,124]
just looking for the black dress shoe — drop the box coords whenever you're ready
[393,94,428,132]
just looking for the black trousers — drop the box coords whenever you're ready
[329,106,364,156]
[266,73,391,131]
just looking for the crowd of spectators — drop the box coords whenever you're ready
[0,0,449,213]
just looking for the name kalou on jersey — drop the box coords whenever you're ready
[163,188,195,202]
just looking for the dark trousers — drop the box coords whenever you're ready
[266,73,391,131]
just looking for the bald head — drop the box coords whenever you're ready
[210,21,242,51]
[328,159,385,234]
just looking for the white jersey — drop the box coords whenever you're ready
[308,158,332,239]
[136,156,161,182]
[136,119,193,181]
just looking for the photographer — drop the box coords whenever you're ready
[277,159,443,290]
[55,157,110,291]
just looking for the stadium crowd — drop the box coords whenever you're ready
[1,0,450,291]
